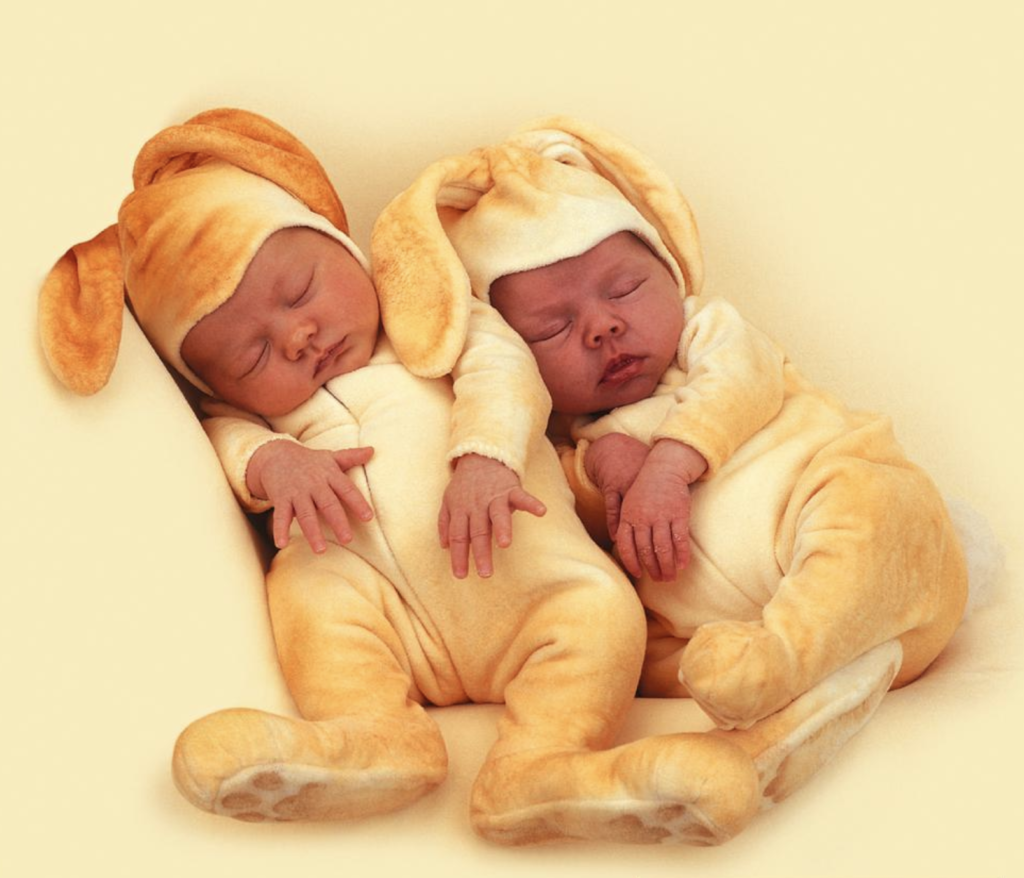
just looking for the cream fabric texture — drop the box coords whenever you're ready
[558,295,967,724]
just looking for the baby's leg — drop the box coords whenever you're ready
[172,543,447,822]
[680,454,968,729]
[469,575,760,846]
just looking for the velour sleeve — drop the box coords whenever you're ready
[199,399,301,513]
[447,297,552,480]
[652,296,787,478]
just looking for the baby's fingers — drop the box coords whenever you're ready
[329,473,374,524]
[315,494,354,546]
[616,524,643,580]
[446,514,471,580]
[508,488,546,519]
[670,518,691,571]
[438,504,451,549]
[488,489,545,553]
[271,502,295,550]
[292,497,328,554]
[469,512,494,579]
[332,445,374,470]
[489,501,514,550]
[652,520,677,582]
[603,490,623,541]
[632,526,662,581]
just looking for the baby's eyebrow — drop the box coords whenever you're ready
[600,260,644,287]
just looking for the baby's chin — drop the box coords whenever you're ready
[555,374,660,417]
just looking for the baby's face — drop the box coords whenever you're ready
[181,227,379,417]
[489,231,684,415]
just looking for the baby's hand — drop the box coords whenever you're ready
[616,440,707,582]
[439,454,547,579]
[247,440,374,553]
[584,433,650,540]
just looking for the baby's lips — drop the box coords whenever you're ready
[601,354,642,383]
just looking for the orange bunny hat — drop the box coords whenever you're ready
[39,108,365,395]
[371,115,703,378]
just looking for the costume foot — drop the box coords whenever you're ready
[470,734,759,846]
[172,707,447,822]
[679,620,802,728]
[723,639,902,809]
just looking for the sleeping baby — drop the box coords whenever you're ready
[370,115,968,734]
[38,108,903,845]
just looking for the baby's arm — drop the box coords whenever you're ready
[615,438,707,581]
[438,453,546,579]
[440,299,550,578]
[202,401,373,553]
[246,440,374,552]
[651,296,787,476]
[583,432,651,542]
[612,297,784,579]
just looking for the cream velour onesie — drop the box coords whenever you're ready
[193,311,791,846]
[367,115,966,736]
[557,294,968,727]
[37,108,910,846]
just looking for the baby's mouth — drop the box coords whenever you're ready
[315,340,345,376]
[600,354,643,384]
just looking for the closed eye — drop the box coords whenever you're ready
[290,271,316,308]
[610,279,644,300]
[240,342,270,379]
[528,322,570,344]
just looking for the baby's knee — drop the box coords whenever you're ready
[512,569,648,680]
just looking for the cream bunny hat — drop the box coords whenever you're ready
[371,115,704,378]
[39,108,366,396]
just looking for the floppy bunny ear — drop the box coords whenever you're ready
[511,116,704,297]
[38,224,125,395]
[39,108,353,397]
[133,108,349,234]
[371,150,494,377]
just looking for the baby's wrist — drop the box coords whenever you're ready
[454,453,506,474]
[648,439,707,483]
[246,439,291,499]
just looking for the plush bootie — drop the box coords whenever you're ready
[470,733,761,846]
[721,639,903,809]
[172,707,447,822]
[470,640,900,846]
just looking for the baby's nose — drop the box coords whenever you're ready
[586,314,625,346]
[284,321,316,360]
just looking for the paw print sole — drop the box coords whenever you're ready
[475,797,729,847]
[214,763,436,822]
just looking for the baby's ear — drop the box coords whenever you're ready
[371,151,491,378]
[38,224,126,395]
[512,116,704,298]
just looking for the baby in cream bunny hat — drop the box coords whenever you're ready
[38,107,899,845]
[369,115,968,735]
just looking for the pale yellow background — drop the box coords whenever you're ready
[3,2,1022,877]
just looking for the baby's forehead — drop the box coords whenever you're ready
[489,232,653,313]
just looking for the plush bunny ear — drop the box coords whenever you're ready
[371,150,493,378]
[38,108,354,396]
[38,224,125,395]
[133,108,350,235]
[511,116,704,297]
